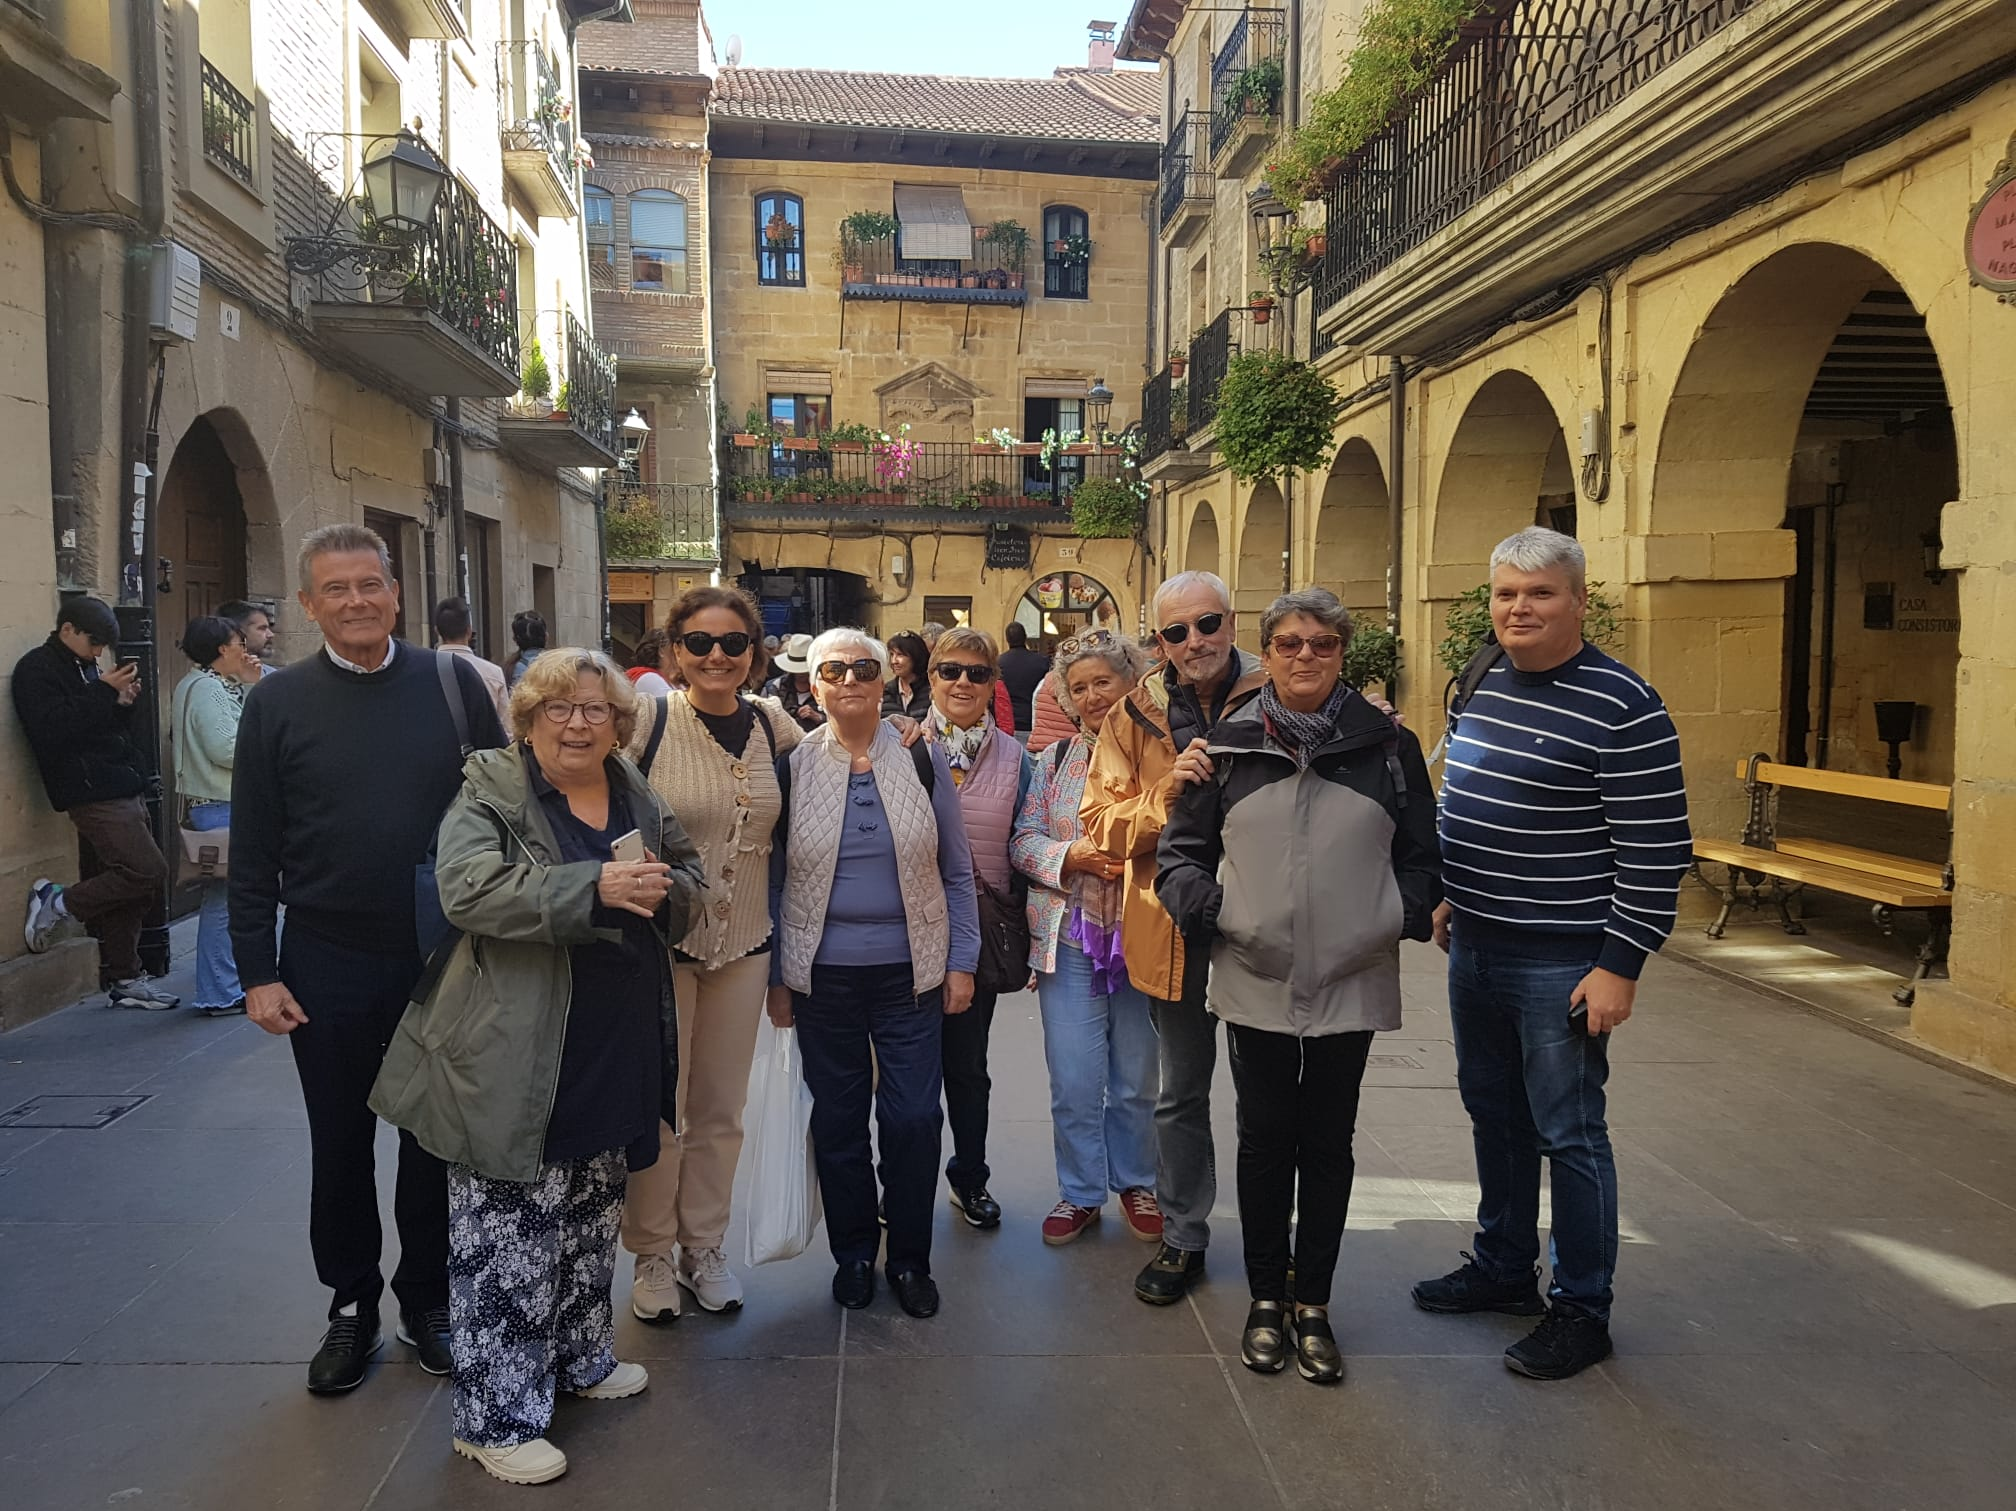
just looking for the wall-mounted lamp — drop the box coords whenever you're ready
[618,408,651,471]
[1920,529,1947,585]
[1084,378,1113,439]
[1247,184,1291,250]
[283,131,450,275]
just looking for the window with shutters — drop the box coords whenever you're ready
[628,189,688,293]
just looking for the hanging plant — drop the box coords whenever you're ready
[1264,0,1485,204]
[1436,581,1623,675]
[1213,351,1345,484]
[1055,232,1094,264]
[1069,476,1141,540]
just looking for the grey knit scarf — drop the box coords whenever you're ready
[1260,681,1349,769]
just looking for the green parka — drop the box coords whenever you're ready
[369,744,703,1182]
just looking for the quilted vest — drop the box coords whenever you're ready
[777,724,951,998]
[952,728,1020,891]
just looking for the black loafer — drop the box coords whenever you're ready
[949,1185,1002,1230]
[1134,1243,1206,1305]
[1293,1307,1344,1385]
[1240,1301,1287,1373]
[832,1261,875,1310]
[888,1269,940,1319]
[397,1305,454,1376]
[307,1311,382,1394]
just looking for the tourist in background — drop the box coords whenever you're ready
[997,621,1051,745]
[1157,588,1440,1385]
[768,628,978,1319]
[882,630,931,720]
[1025,667,1078,755]
[766,634,826,730]
[625,628,673,698]
[506,610,548,688]
[219,599,278,678]
[171,614,259,1016]
[1010,630,1160,1247]
[434,597,511,728]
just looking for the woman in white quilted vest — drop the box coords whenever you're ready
[766,628,979,1321]
[922,626,1034,1234]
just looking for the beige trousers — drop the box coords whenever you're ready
[622,951,771,1256]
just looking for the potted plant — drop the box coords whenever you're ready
[838,209,898,284]
[1212,350,1347,483]
[1250,288,1277,324]
[1232,56,1285,117]
[765,212,797,247]
[552,379,571,420]
[1056,232,1093,265]
[959,270,980,288]
[515,337,554,416]
[1168,347,1188,379]
[826,421,876,452]
[1069,475,1144,540]
[985,218,1029,286]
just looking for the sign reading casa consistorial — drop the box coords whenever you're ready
[1966,132,2016,302]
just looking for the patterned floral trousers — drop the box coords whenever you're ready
[448,1151,627,1447]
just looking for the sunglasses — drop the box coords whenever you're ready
[678,630,753,658]
[815,659,883,685]
[1157,612,1225,645]
[540,700,613,725]
[1055,629,1119,659]
[1266,633,1344,658]
[933,662,996,685]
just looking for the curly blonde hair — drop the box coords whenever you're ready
[506,648,641,746]
[1053,631,1151,724]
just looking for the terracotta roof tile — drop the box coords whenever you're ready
[710,66,1162,145]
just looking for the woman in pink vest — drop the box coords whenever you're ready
[924,626,1033,1232]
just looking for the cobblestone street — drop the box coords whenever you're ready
[4,931,2014,1510]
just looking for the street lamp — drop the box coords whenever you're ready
[359,131,449,236]
[1085,378,1113,439]
[1248,183,1292,250]
[619,408,651,472]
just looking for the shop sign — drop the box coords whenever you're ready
[1966,132,2016,301]
[608,571,654,602]
[985,524,1032,570]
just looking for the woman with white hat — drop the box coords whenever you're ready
[765,634,826,731]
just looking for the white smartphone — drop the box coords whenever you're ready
[611,828,646,864]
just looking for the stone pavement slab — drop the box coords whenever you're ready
[4,932,2016,1509]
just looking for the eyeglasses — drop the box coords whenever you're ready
[541,699,614,725]
[1157,612,1225,645]
[1266,633,1345,658]
[1056,629,1119,659]
[815,659,883,685]
[677,630,753,658]
[933,662,996,685]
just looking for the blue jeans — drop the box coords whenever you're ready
[1448,933,1617,1322]
[1035,940,1158,1208]
[793,963,945,1277]
[187,801,240,1009]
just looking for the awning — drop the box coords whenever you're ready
[765,368,832,395]
[893,184,973,261]
[1025,377,1093,400]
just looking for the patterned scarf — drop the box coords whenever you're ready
[1260,680,1349,769]
[927,706,990,782]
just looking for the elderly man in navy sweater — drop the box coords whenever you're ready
[1412,527,1691,1381]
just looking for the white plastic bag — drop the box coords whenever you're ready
[741,1017,823,1267]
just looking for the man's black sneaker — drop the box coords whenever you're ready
[888,1269,940,1319]
[1133,1243,1206,1305]
[1411,1251,1545,1316]
[948,1185,1002,1230]
[307,1311,382,1394]
[397,1305,454,1376]
[1505,1309,1612,1380]
[833,1261,875,1310]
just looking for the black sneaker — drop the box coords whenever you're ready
[397,1305,454,1376]
[1411,1251,1545,1316]
[1133,1243,1206,1305]
[307,1310,382,1394]
[1505,1309,1613,1380]
[888,1269,940,1319]
[948,1185,1002,1230]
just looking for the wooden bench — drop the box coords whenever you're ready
[1693,755,1953,1006]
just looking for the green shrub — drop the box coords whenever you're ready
[603,493,664,559]
[520,337,552,401]
[1342,624,1399,691]
[1214,352,1345,484]
[1070,476,1141,539]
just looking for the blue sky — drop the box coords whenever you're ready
[703,1,1155,78]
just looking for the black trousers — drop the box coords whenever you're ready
[281,925,447,1320]
[941,986,998,1192]
[1224,1022,1374,1307]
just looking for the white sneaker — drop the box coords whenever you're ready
[630,1251,681,1323]
[572,1361,648,1400]
[107,975,181,1010]
[676,1245,745,1313]
[24,879,66,953]
[454,1437,568,1485]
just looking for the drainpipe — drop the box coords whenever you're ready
[446,397,470,604]
[1386,357,1406,699]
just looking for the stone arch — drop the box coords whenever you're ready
[1183,500,1221,578]
[1312,437,1388,621]
[1431,369,1572,582]
[158,406,282,634]
[1234,482,1285,641]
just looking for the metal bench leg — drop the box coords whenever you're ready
[1895,912,1953,1009]
[1769,879,1807,936]
[1705,864,1737,940]
[1870,904,1895,938]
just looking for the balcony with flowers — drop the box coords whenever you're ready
[499,39,578,218]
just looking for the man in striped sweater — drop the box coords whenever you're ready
[1413,527,1691,1380]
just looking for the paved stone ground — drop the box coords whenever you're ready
[4,925,2016,1510]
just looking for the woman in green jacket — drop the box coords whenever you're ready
[169,615,258,1015]
[372,649,701,1487]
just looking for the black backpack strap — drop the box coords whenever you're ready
[434,648,473,757]
[910,738,936,798]
[1447,642,1504,725]
[638,693,670,773]
[1383,737,1408,809]
[774,742,794,848]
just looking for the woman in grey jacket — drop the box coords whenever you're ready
[1155,589,1441,1386]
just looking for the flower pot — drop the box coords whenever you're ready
[550,408,570,423]
[1053,239,1069,254]
[779,437,820,451]
[843,262,864,283]
[829,440,866,453]
[1006,272,1024,289]
[1305,233,1327,258]
[959,273,979,288]
[1251,301,1274,325]
[732,434,760,446]
[983,271,1006,290]
[875,273,894,286]
[970,444,1004,455]
[1168,358,1187,379]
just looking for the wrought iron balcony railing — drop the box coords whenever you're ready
[562,310,616,456]
[604,482,719,562]
[1312,0,1754,320]
[725,437,1124,510]
[1141,368,1175,465]
[200,58,255,187]
[1187,308,1236,435]
[500,40,574,189]
[1160,110,1213,229]
[839,228,1029,304]
[1211,9,1286,158]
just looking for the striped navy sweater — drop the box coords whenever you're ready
[1438,642,1692,979]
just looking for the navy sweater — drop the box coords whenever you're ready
[1438,643,1692,979]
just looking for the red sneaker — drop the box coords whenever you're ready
[1041,1201,1101,1246]
[1119,1187,1164,1242]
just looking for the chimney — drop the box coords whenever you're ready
[1087,19,1117,71]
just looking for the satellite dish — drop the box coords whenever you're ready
[724,34,743,66]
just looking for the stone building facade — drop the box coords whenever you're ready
[1121,0,2016,1074]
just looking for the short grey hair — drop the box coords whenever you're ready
[805,626,890,683]
[1260,588,1352,648]
[298,523,394,594]
[1053,632,1151,722]
[1152,570,1232,623]
[1490,527,1586,591]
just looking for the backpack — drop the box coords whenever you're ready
[1428,638,1504,766]
[637,692,778,775]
